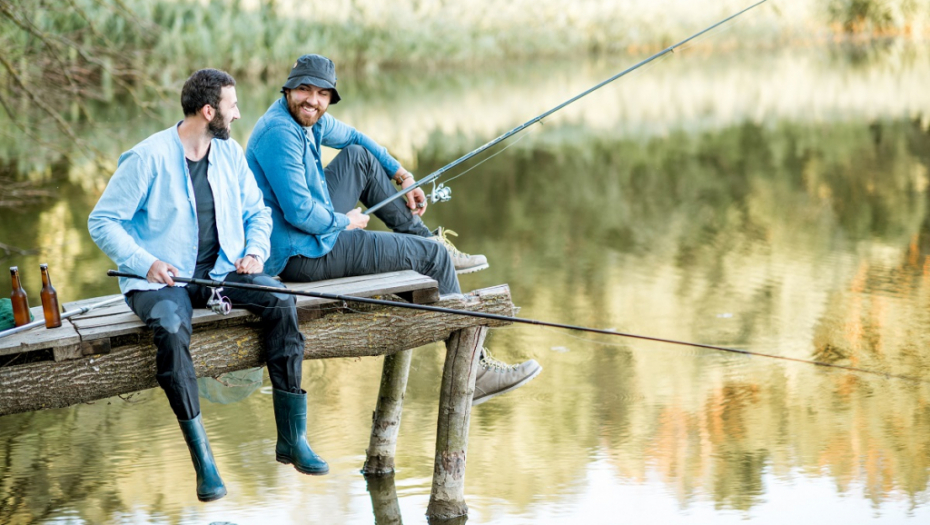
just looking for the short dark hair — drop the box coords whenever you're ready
[180,69,236,116]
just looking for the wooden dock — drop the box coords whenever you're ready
[0,270,514,519]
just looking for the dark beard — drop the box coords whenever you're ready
[208,112,230,140]
[286,95,322,127]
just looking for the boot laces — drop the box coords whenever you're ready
[434,227,472,258]
[480,347,518,371]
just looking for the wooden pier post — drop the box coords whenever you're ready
[426,325,488,519]
[363,349,413,475]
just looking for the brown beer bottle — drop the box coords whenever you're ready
[10,267,30,327]
[39,264,61,328]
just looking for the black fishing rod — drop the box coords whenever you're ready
[364,0,769,215]
[107,269,927,385]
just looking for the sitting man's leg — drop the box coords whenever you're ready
[214,272,328,475]
[280,228,461,296]
[126,286,226,502]
[324,144,489,274]
[280,228,542,406]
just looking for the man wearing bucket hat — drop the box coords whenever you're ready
[245,54,542,406]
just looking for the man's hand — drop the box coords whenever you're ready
[401,176,427,217]
[235,254,264,274]
[345,207,370,230]
[147,260,179,286]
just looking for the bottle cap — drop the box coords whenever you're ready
[40,264,48,270]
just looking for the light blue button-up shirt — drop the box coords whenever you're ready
[88,124,272,294]
[245,97,401,276]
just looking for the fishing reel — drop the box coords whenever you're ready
[207,287,232,316]
[415,181,453,209]
[428,181,452,204]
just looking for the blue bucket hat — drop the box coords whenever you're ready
[281,54,341,104]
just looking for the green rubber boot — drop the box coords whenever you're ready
[178,414,227,502]
[272,389,329,475]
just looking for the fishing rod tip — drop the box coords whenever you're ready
[106,269,118,277]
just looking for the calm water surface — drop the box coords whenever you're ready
[3,45,930,524]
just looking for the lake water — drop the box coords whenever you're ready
[3,43,930,524]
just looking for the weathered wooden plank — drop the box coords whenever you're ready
[288,273,437,302]
[70,321,147,341]
[70,312,147,330]
[62,271,433,322]
[396,287,441,305]
[62,294,124,313]
[0,306,81,356]
[65,270,439,342]
[0,286,513,417]
[70,305,253,331]
[62,301,131,320]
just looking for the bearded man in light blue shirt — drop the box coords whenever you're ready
[246,55,542,406]
[89,69,327,503]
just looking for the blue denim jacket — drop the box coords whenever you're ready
[245,97,401,276]
[88,124,272,294]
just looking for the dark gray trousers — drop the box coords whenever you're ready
[280,145,461,295]
[127,272,304,421]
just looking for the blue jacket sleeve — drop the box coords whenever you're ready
[252,123,350,235]
[87,151,159,278]
[319,114,402,177]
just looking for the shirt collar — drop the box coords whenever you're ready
[174,120,215,165]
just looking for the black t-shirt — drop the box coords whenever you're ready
[186,151,220,279]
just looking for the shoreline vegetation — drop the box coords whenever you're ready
[3,0,929,98]
[0,0,929,194]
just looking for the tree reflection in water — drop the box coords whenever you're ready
[3,49,930,523]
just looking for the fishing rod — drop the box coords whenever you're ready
[0,295,125,339]
[364,0,769,215]
[107,269,927,385]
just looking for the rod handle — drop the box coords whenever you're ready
[107,270,145,280]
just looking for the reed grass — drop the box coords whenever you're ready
[4,0,930,82]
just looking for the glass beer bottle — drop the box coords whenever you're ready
[10,267,30,327]
[39,264,62,328]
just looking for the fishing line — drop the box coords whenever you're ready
[434,51,677,188]
[108,270,929,385]
[363,0,771,216]
[432,4,761,189]
[439,127,534,186]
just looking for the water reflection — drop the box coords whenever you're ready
[366,474,403,525]
[3,46,930,523]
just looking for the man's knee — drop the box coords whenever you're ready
[149,299,192,337]
[341,144,379,175]
[243,273,296,306]
[343,144,369,162]
[417,236,452,265]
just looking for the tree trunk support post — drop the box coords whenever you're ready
[363,349,413,475]
[426,325,488,519]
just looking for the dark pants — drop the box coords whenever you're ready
[280,145,461,295]
[127,272,304,421]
